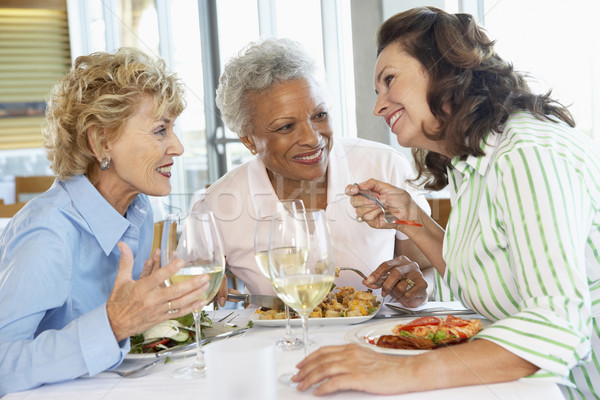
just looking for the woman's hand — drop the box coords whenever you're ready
[216,276,229,307]
[138,248,161,279]
[293,343,413,395]
[106,242,210,341]
[364,256,427,307]
[346,179,421,230]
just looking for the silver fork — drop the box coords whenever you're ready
[111,358,164,378]
[336,266,368,280]
[335,266,385,286]
[355,190,423,227]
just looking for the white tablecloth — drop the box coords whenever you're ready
[4,308,565,400]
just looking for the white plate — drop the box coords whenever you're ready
[126,342,196,360]
[344,316,490,355]
[126,323,239,360]
[251,297,382,327]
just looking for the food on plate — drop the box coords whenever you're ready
[372,315,482,350]
[255,286,379,320]
[129,312,212,354]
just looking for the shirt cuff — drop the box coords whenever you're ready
[78,304,126,376]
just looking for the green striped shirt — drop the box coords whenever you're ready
[443,112,600,399]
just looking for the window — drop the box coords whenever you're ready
[66,0,355,212]
[482,0,598,139]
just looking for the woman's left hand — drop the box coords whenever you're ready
[364,256,427,308]
[293,343,413,395]
[107,242,210,341]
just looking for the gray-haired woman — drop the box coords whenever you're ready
[197,37,435,307]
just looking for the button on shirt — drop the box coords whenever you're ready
[442,112,600,398]
[0,174,153,395]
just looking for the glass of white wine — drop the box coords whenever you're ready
[161,210,225,379]
[269,208,335,384]
[254,199,304,351]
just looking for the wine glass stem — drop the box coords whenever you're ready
[301,314,309,357]
[192,310,206,371]
[284,304,294,339]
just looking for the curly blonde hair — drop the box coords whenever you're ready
[42,47,186,182]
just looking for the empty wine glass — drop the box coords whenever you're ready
[161,211,225,379]
[269,208,335,385]
[254,199,304,351]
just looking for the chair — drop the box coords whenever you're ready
[0,201,28,218]
[152,221,164,257]
[14,175,55,203]
[427,197,451,229]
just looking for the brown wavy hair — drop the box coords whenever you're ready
[42,47,186,182]
[377,6,574,190]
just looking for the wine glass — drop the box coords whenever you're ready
[254,199,303,351]
[269,209,335,384]
[161,211,225,379]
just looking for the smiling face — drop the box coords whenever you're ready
[373,44,444,154]
[95,94,184,213]
[241,78,333,183]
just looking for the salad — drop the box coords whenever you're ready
[129,311,212,354]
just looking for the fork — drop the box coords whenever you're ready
[111,358,164,378]
[355,190,423,227]
[335,266,385,286]
[335,266,368,280]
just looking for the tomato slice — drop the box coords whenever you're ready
[400,316,442,330]
[445,315,470,327]
[143,338,171,349]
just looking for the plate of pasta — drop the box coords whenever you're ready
[251,286,382,326]
[345,315,489,355]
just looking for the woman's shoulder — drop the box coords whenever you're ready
[204,159,254,194]
[495,111,599,157]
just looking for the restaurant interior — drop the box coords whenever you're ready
[0,0,597,221]
[0,1,597,398]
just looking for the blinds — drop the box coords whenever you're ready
[0,6,71,150]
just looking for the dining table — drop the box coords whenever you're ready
[3,305,565,400]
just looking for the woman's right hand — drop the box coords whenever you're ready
[106,242,210,342]
[345,179,421,230]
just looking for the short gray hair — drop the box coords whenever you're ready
[215,38,323,138]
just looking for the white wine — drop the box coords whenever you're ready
[272,274,334,316]
[269,247,308,275]
[169,263,225,301]
[254,250,271,279]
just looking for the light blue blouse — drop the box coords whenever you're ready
[0,174,153,395]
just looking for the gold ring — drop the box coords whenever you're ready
[356,216,364,223]
[405,278,416,290]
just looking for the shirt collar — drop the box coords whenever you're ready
[450,131,502,178]
[246,139,346,214]
[65,175,150,255]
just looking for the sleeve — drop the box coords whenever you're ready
[475,145,592,385]
[0,221,122,395]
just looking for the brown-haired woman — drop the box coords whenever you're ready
[293,7,599,398]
